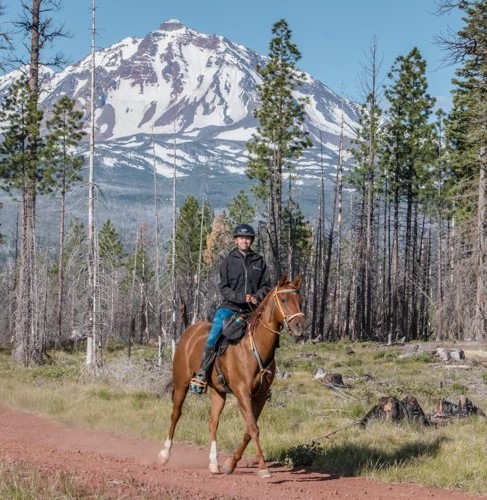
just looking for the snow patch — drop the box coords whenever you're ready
[225,165,245,174]
[215,128,254,141]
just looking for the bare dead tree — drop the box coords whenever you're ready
[86,0,97,367]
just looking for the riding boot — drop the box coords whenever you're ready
[189,346,216,395]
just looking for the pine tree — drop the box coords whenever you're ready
[46,95,85,340]
[124,224,154,345]
[2,0,67,365]
[349,39,384,340]
[380,47,436,341]
[171,196,213,275]
[441,0,487,222]
[98,219,125,270]
[246,19,311,279]
[45,96,85,190]
[167,196,213,332]
[0,201,4,245]
[439,0,487,339]
[0,77,48,364]
[224,190,256,230]
[281,201,311,278]
[0,79,46,193]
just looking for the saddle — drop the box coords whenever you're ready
[213,312,250,393]
[222,311,250,342]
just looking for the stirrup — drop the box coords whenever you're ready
[189,374,207,395]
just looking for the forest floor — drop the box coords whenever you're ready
[1,405,486,500]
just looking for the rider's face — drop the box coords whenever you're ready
[235,236,253,252]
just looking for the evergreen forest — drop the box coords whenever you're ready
[0,1,486,368]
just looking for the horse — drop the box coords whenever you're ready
[159,275,305,478]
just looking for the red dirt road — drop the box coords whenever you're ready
[0,405,485,499]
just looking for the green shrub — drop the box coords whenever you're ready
[131,391,152,409]
[90,388,122,401]
[280,441,324,467]
[450,382,468,394]
[403,352,435,364]
[345,356,363,367]
[373,350,399,361]
[0,343,12,354]
[24,363,80,381]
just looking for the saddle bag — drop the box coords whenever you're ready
[222,312,249,342]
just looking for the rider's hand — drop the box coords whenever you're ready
[246,294,258,305]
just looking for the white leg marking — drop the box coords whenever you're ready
[209,440,220,473]
[158,437,172,465]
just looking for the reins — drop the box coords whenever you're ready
[214,281,304,398]
[272,288,305,330]
[254,287,305,335]
[247,285,304,387]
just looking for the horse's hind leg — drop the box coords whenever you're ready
[208,389,226,473]
[222,390,270,477]
[158,382,189,465]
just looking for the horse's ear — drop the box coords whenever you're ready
[278,274,288,286]
[293,275,302,290]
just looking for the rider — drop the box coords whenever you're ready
[189,223,271,395]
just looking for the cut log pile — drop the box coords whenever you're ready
[314,345,485,428]
[429,395,485,424]
[359,394,484,427]
[359,395,430,427]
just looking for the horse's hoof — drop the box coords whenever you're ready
[221,459,235,475]
[158,449,170,465]
[257,469,272,479]
[209,463,221,474]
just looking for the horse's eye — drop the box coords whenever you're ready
[280,297,286,303]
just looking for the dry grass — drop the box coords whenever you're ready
[0,460,98,499]
[1,339,487,494]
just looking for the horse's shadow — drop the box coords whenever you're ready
[273,435,447,481]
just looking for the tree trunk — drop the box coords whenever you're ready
[474,147,487,339]
[86,0,97,367]
[13,0,43,366]
[56,166,66,343]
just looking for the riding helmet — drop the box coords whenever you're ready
[233,224,255,238]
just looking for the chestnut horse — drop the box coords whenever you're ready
[159,275,305,478]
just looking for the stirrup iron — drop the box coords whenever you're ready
[190,375,208,395]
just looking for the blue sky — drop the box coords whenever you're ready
[5,0,463,110]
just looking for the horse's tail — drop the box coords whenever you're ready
[161,379,174,399]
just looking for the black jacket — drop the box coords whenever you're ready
[218,248,271,312]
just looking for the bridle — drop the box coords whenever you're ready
[272,287,305,331]
[247,284,304,392]
[257,286,304,335]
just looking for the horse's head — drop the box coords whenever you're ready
[272,275,306,339]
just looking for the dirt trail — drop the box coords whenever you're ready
[0,405,484,499]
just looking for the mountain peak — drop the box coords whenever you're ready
[159,19,185,31]
[5,18,359,172]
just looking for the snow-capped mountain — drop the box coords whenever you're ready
[0,20,360,238]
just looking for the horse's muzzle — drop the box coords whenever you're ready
[288,316,306,339]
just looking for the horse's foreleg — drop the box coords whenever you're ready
[221,432,251,475]
[158,383,189,465]
[222,391,270,478]
[208,389,226,473]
